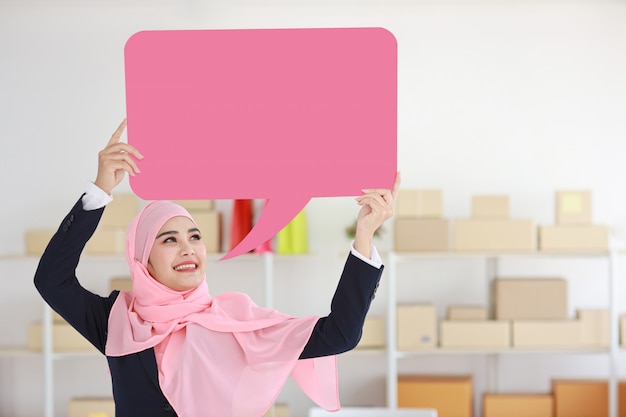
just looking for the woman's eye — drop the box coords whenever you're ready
[191,234,202,241]
[164,237,176,243]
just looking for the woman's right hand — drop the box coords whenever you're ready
[94,119,144,195]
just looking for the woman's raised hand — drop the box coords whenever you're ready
[353,172,401,258]
[94,119,143,195]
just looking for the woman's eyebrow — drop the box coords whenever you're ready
[189,228,201,234]
[156,230,178,239]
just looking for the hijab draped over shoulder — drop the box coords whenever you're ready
[105,201,339,417]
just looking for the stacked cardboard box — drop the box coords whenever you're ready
[109,277,132,292]
[482,394,553,417]
[261,403,290,417]
[440,305,510,349]
[355,316,385,349]
[68,398,115,417]
[398,375,472,417]
[454,195,535,252]
[397,304,437,350]
[539,191,609,252]
[174,199,221,253]
[86,194,139,254]
[67,398,287,417]
[28,320,95,352]
[24,229,56,256]
[553,380,607,417]
[394,189,450,252]
[494,278,609,348]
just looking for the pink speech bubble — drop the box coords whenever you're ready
[125,28,397,260]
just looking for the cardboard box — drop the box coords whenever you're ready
[512,320,581,348]
[356,316,385,349]
[53,311,65,323]
[28,322,96,352]
[447,306,488,321]
[397,189,442,218]
[397,305,437,350]
[556,191,592,225]
[100,194,139,228]
[578,309,609,347]
[398,375,472,417]
[394,218,450,252]
[109,277,132,293]
[539,225,609,253]
[85,228,125,254]
[472,195,509,219]
[454,219,535,252]
[25,229,56,256]
[261,403,289,417]
[190,211,221,253]
[440,321,510,348]
[483,394,553,417]
[173,200,215,211]
[553,380,607,417]
[494,278,567,320]
[68,397,115,417]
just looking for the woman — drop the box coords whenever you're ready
[34,120,400,417]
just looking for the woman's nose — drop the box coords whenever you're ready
[181,242,195,255]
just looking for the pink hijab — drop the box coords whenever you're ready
[105,201,339,417]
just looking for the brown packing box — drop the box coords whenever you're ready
[394,218,450,252]
[261,403,289,417]
[53,311,65,323]
[454,219,535,252]
[85,228,125,254]
[447,306,488,320]
[109,277,133,292]
[25,229,56,256]
[440,321,510,349]
[494,278,567,320]
[356,316,385,349]
[100,193,139,228]
[28,322,96,352]
[398,375,472,417]
[173,200,215,211]
[68,397,115,417]
[512,320,581,348]
[397,304,437,350]
[539,225,609,253]
[189,210,221,253]
[472,195,509,219]
[483,394,553,417]
[396,189,443,218]
[553,380,607,417]
[578,309,609,347]
[556,191,592,225]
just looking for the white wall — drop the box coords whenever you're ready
[2,1,626,416]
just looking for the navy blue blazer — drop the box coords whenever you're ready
[34,197,384,417]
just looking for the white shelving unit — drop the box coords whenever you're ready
[386,250,621,417]
[2,249,623,416]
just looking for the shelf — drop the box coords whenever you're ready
[390,251,611,261]
[396,347,610,357]
[0,346,41,357]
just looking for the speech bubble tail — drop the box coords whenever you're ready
[220,196,311,261]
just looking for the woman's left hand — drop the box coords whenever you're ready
[353,172,401,258]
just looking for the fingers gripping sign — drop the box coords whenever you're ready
[355,172,401,235]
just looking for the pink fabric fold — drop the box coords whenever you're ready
[105,201,339,416]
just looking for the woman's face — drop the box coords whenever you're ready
[146,216,207,291]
